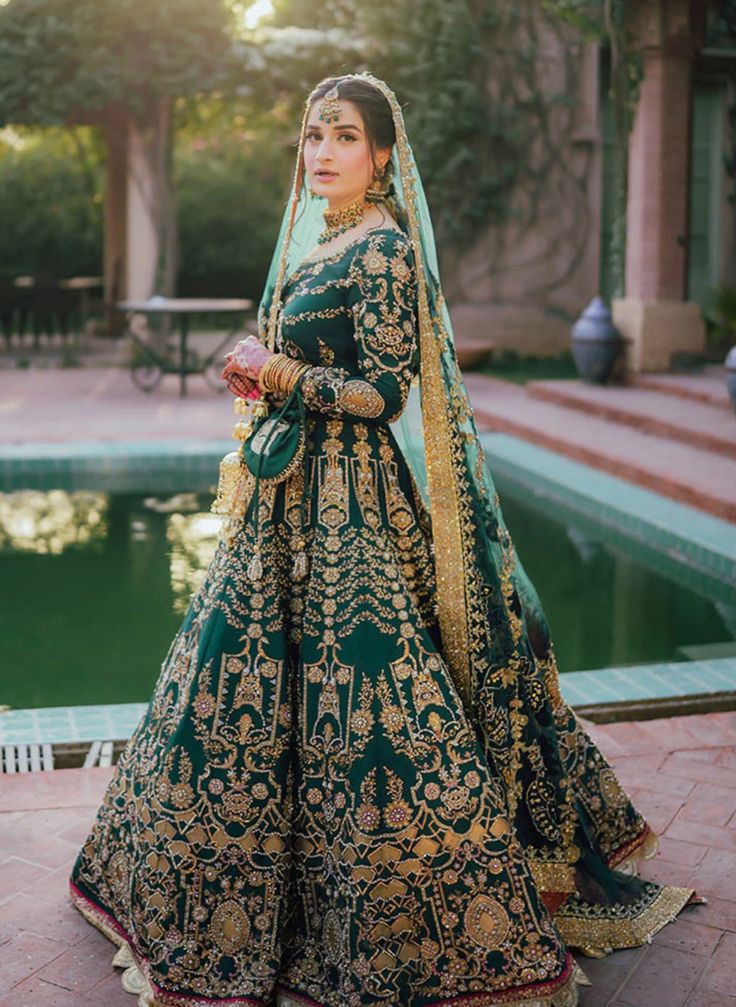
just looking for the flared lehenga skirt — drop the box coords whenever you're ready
[70,416,691,1007]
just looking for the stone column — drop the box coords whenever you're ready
[613,0,705,373]
[125,115,160,302]
[103,106,129,334]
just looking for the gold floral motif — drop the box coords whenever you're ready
[463,894,511,951]
[209,900,251,955]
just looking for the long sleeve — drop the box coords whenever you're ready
[299,231,418,423]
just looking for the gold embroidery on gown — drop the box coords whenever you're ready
[71,228,692,1007]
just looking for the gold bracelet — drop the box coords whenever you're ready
[258,353,283,394]
[264,355,291,396]
[260,353,310,396]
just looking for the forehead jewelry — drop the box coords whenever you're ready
[317,85,341,124]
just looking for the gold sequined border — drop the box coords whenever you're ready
[555,884,695,954]
[528,859,577,894]
[357,72,474,708]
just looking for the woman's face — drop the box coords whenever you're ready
[304,98,389,208]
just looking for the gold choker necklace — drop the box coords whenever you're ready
[317,196,368,245]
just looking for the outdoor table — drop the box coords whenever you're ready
[59,276,103,326]
[116,297,253,397]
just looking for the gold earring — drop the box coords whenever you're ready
[365,165,387,203]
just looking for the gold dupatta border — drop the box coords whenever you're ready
[369,76,474,709]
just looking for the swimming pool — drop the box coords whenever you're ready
[1,460,733,710]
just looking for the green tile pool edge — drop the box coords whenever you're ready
[1,434,734,735]
[479,432,736,595]
[2,657,735,745]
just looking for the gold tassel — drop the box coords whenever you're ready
[211,450,245,517]
[292,551,308,580]
[211,396,268,542]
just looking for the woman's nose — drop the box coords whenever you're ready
[316,137,334,159]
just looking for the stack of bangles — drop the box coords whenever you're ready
[259,353,312,397]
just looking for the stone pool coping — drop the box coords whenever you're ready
[3,433,734,579]
[1,433,734,728]
[2,656,735,745]
[480,433,735,603]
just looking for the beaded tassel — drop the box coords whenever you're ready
[211,397,269,550]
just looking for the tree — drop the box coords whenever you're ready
[0,0,239,295]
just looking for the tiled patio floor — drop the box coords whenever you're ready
[1,712,735,1006]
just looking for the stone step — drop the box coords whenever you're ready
[526,378,736,459]
[463,373,736,523]
[629,365,731,408]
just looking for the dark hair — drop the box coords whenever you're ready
[307,76,406,228]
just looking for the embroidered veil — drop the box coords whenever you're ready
[255,70,694,951]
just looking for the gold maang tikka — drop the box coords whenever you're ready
[317,85,341,124]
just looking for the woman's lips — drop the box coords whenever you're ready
[315,170,338,180]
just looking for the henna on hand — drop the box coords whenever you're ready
[225,334,273,379]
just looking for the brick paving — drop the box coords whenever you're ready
[526,379,736,459]
[0,713,735,1006]
[0,367,234,445]
[630,366,729,408]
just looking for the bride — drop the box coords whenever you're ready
[70,71,696,1007]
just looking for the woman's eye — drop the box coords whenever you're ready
[339,134,356,142]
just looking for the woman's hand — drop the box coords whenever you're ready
[221,335,274,399]
[221,365,260,400]
[224,334,273,380]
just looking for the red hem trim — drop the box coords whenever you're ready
[71,881,574,1006]
[608,824,652,868]
[70,882,267,1006]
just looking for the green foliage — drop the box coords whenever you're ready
[0,0,237,126]
[0,115,291,295]
[705,284,736,355]
[175,117,294,297]
[541,0,604,36]
[480,348,578,384]
[0,128,102,277]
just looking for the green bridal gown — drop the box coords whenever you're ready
[70,227,693,1007]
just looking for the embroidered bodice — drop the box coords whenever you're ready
[261,227,418,424]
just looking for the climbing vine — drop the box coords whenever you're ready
[544,0,642,297]
[270,0,594,281]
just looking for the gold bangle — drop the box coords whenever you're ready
[258,353,282,394]
[261,353,310,396]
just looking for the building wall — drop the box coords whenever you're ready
[444,24,603,357]
[444,2,735,359]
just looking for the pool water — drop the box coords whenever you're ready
[0,485,733,710]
